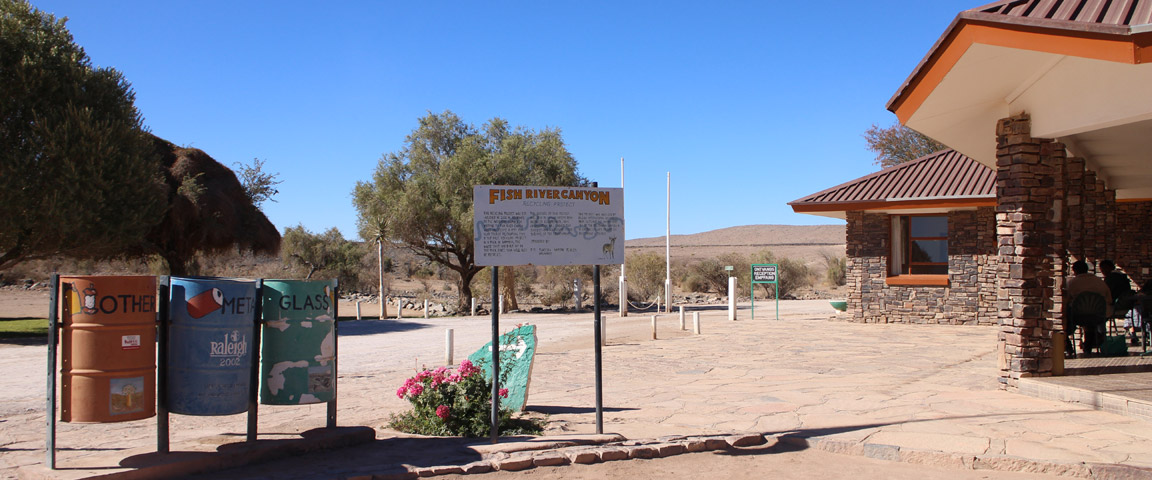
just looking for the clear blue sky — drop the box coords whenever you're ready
[33,0,977,241]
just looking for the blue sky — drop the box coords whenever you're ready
[33,1,978,241]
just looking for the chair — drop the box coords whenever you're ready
[1069,291,1108,355]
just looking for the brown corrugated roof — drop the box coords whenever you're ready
[968,0,1152,32]
[788,149,995,213]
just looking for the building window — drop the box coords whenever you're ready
[890,215,948,276]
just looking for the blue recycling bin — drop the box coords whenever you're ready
[167,277,257,415]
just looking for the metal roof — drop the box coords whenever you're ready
[967,0,1152,32]
[788,149,995,211]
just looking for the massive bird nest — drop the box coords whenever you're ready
[147,135,280,274]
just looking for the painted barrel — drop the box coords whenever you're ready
[167,277,257,415]
[260,280,336,405]
[60,275,157,423]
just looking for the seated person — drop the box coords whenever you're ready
[1132,280,1152,346]
[1100,259,1135,314]
[1064,260,1112,355]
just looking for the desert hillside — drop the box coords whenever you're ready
[626,224,845,266]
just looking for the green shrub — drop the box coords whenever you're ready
[822,250,847,286]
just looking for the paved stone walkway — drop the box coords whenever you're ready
[3,300,1152,478]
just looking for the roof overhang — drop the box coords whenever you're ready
[790,197,995,219]
[888,13,1152,199]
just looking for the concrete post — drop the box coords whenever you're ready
[424,299,429,319]
[693,312,701,334]
[651,315,657,340]
[728,276,737,321]
[471,298,477,317]
[445,329,454,366]
[679,306,685,330]
[356,301,362,320]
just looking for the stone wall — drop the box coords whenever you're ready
[844,208,998,325]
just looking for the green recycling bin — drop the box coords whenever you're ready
[259,279,336,405]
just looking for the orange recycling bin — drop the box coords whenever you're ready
[59,276,157,423]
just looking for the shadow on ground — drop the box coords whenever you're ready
[337,319,433,336]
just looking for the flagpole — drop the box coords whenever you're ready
[619,157,628,317]
[664,172,671,313]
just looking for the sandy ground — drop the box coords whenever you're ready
[0,287,1082,480]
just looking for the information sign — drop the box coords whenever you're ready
[751,263,779,320]
[473,185,624,266]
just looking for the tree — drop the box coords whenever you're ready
[281,225,362,284]
[863,122,946,168]
[0,0,167,270]
[234,158,282,209]
[353,110,586,312]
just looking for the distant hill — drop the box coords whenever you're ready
[626,224,845,265]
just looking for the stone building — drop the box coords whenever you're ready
[789,150,1000,326]
[800,0,1152,387]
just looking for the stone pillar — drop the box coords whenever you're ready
[995,114,1054,387]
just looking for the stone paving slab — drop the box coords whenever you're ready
[4,300,1152,478]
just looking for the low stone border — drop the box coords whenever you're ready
[366,431,1152,480]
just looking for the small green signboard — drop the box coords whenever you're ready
[468,324,537,411]
[751,264,779,320]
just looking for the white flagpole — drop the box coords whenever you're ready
[619,157,628,317]
[664,172,671,313]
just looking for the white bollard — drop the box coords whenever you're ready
[397,298,403,320]
[693,312,701,334]
[601,317,607,346]
[380,297,387,320]
[424,299,429,319]
[651,315,657,340]
[445,328,454,366]
[471,298,477,317]
[679,306,685,330]
[728,276,737,321]
[499,294,506,314]
[356,301,362,320]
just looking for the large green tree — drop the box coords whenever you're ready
[863,122,946,168]
[0,0,166,269]
[353,111,586,311]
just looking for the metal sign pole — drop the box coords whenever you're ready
[157,276,170,453]
[46,274,59,469]
[490,266,500,443]
[327,280,338,429]
[248,280,262,441]
[750,266,755,321]
[593,264,603,434]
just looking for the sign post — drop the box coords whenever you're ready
[751,264,779,320]
[473,185,624,437]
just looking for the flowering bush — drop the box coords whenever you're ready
[389,359,539,437]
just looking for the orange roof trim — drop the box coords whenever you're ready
[888,0,1152,121]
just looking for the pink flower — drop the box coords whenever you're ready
[435,405,450,420]
[459,359,479,377]
[499,388,509,398]
[396,386,406,399]
[408,384,423,397]
[447,374,462,383]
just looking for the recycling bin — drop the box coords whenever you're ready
[260,280,336,405]
[167,277,257,415]
[59,275,157,423]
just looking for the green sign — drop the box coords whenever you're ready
[260,280,337,405]
[468,324,537,411]
[751,264,779,320]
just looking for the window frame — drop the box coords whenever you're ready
[887,214,950,286]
